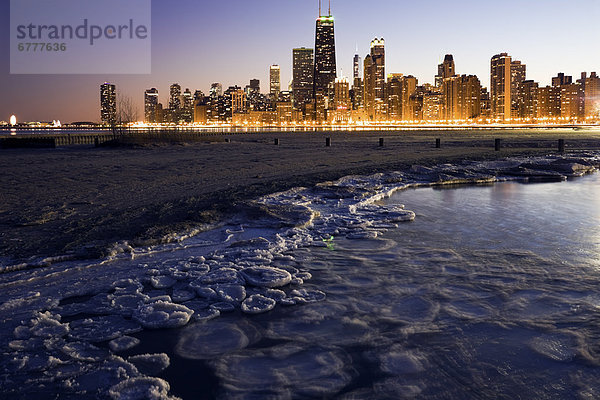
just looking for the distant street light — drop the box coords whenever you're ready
[10,115,17,126]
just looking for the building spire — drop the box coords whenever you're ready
[318,0,321,17]
[328,0,331,15]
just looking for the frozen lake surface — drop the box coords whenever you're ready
[1,154,599,399]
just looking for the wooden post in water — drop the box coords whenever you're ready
[274,138,279,146]
[379,138,384,147]
[495,138,502,151]
[436,138,441,148]
[94,137,99,147]
[225,138,231,143]
[558,139,565,153]
[326,137,331,147]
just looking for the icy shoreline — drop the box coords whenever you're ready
[0,152,598,399]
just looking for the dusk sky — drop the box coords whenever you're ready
[1,0,599,123]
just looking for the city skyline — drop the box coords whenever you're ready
[1,0,600,123]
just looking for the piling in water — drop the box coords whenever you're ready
[558,139,565,153]
[495,138,502,151]
[379,138,384,147]
[436,138,441,148]
[274,138,279,146]
[326,137,331,147]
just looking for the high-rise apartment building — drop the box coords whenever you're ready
[584,72,600,119]
[443,75,481,120]
[510,60,526,116]
[552,73,572,87]
[144,88,159,123]
[490,53,512,121]
[313,6,336,102]
[387,74,417,121]
[270,65,281,99]
[517,80,539,120]
[100,82,117,125]
[560,83,583,120]
[292,47,314,110]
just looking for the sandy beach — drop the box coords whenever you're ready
[1,129,599,264]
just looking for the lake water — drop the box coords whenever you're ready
[1,156,599,399]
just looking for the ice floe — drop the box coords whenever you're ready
[132,301,193,329]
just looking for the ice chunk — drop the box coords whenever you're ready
[290,289,326,304]
[149,276,177,289]
[191,307,220,322]
[133,301,193,329]
[241,294,276,314]
[241,267,292,288]
[176,321,260,359]
[109,336,141,352]
[172,288,196,303]
[19,312,70,339]
[128,353,170,375]
[73,355,139,394]
[214,284,246,303]
[111,294,149,316]
[109,377,176,400]
[112,279,143,295]
[69,315,142,342]
[61,341,110,362]
[198,268,243,285]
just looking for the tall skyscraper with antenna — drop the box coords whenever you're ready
[313,0,337,105]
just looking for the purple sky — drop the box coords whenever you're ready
[1,0,599,123]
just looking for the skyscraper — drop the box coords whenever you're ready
[169,84,182,111]
[181,88,194,123]
[363,38,385,121]
[100,82,116,125]
[332,76,350,123]
[313,1,336,102]
[435,54,455,87]
[210,83,223,98]
[353,54,361,80]
[270,65,281,99]
[292,47,314,110]
[490,53,512,121]
[584,72,600,119]
[144,88,159,123]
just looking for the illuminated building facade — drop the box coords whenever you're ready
[435,54,455,87]
[364,38,386,121]
[517,80,539,120]
[181,88,194,123]
[560,83,583,120]
[584,72,600,119]
[386,74,417,121]
[100,82,116,125]
[331,77,350,123]
[490,53,512,121]
[270,65,281,99]
[144,88,159,123]
[292,47,314,110]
